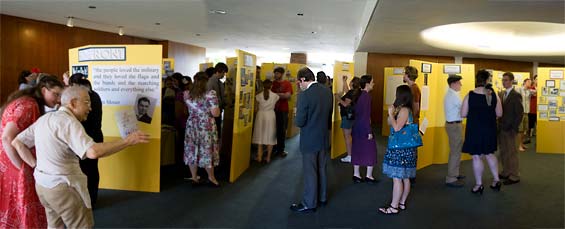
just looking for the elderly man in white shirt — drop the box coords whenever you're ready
[12,85,149,229]
[444,75,465,188]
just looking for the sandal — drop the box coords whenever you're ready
[398,203,406,210]
[378,205,399,215]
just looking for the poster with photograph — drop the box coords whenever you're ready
[550,70,564,79]
[548,98,557,108]
[134,94,157,124]
[558,106,565,114]
[546,80,555,88]
[550,88,559,96]
[542,87,548,96]
[539,112,548,119]
[549,109,557,116]
[72,65,89,78]
[561,80,565,90]
[115,109,139,139]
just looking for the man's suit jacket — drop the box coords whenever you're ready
[499,89,523,133]
[138,113,153,124]
[295,82,333,154]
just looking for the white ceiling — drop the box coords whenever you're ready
[1,0,564,64]
[0,0,369,64]
[358,0,565,64]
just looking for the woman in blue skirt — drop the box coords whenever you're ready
[379,85,417,214]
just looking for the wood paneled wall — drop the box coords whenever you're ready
[0,14,158,103]
[462,58,533,75]
[366,53,454,127]
[164,41,206,77]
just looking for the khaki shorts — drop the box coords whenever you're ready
[518,114,528,132]
[35,183,94,228]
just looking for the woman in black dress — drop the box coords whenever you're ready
[461,70,503,194]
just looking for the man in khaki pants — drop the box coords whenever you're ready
[12,86,149,228]
[444,75,465,187]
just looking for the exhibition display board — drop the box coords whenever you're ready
[229,50,257,182]
[536,67,565,154]
[382,61,474,169]
[69,45,162,192]
[260,63,303,138]
[491,70,530,93]
[199,62,213,71]
[331,61,354,159]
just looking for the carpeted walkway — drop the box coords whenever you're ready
[93,134,564,228]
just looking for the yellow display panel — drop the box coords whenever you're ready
[69,45,162,192]
[230,50,257,182]
[199,62,213,71]
[382,67,405,137]
[536,67,565,154]
[331,61,354,159]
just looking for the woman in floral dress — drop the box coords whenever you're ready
[0,75,64,228]
[184,72,221,186]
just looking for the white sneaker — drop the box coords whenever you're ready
[340,155,351,163]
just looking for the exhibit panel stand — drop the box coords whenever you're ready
[330,61,354,159]
[229,50,257,182]
[536,67,565,154]
[199,62,213,71]
[69,45,162,192]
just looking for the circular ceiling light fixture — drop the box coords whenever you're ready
[421,22,565,56]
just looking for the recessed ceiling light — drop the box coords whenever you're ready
[208,9,227,15]
[297,13,304,16]
[88,6,96,9]
[421,22,565,56]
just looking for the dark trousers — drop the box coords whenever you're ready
[79,158,99,206]
[275,111,289,153]
[302,150,328,208]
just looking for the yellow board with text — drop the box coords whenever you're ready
[535,67,565,154]
[331,61,354,159]
[69,45,162,192]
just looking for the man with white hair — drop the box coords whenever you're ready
[12,85,149,228]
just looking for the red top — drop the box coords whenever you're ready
[0,97,47,229]
[529,86,537,114]
[272,80,293,112]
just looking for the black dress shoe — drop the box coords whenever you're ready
[290,203,316,213]
[456,175,466,179]
[319,200,327,207]
[503,179,520,185]
[352,176,364,183]
[499,174,509,180]
[365,177,378,184]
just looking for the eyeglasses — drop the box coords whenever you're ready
[47,88,61,98]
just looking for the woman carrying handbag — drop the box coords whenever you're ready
[379,85,422,215]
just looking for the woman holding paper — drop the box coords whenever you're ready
[184,72,221,187]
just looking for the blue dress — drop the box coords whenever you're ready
[382,111,418,179]
[462,91,498,155]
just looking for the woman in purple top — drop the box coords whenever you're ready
[351,75,377,183]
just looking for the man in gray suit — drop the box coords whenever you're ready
[498,72,523,185]
[290,67,333,213]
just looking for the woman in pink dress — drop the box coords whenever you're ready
[0,75,64,228]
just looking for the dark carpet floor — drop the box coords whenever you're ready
[93,134,564,228]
